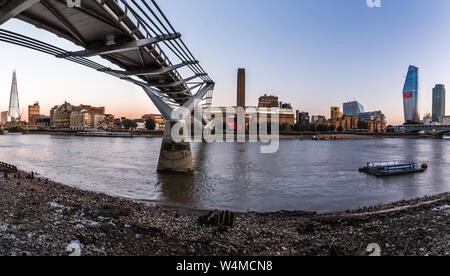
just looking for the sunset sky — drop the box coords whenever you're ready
[1,0,450,125]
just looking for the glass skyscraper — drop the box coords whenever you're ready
[9,70,20,121]
[402,66,420,123]
[343,101,364,117]
[432,84,445,122]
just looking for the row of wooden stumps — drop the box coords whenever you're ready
[198,210,235,231]
[0,161,18,173]
[1,161,51,185]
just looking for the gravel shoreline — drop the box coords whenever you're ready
[0,167,449,256]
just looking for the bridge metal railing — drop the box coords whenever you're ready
[401,125,450,128]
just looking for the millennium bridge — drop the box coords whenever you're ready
[0,0,215,173]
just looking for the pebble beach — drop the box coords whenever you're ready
[0,166,449,256]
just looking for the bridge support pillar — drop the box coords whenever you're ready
[142,83,214,174]
[157,122,193,174]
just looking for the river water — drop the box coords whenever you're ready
[0,134,449,213]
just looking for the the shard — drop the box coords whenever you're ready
[9,70,20,121]
[402,65,420,123]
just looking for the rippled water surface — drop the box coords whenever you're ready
[1,134,449,212]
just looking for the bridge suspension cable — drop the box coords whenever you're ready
[0,28,106,71]
[116,0,212,83]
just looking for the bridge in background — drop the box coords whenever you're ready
[399,125,450,137]
[0,0,216,173]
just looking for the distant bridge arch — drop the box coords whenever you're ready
[400,125,450,137]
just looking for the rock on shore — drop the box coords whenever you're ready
[0,169,449,256]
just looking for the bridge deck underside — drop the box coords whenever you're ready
[4,0,207,105]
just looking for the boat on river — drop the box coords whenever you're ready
[359,161,428,177]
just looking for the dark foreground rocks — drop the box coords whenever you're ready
[0,169,449,256]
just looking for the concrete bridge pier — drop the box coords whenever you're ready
[157,121,194,174]
[430,129,443,139]
[143,83,214,174]
[432,133,444,139]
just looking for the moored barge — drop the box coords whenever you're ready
[359,161,428,177]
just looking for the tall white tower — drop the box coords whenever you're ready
[9,70,20,121]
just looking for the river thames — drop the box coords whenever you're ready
[0,134,449,213]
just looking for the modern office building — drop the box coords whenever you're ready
[343,101,364,117]
[9,70,20,122]
[297,111,310,124]
[432,84,445,122]
[28,101,40,125]
[237,68,246,108]
[403,65,420,123]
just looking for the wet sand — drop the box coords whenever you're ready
[0,167,448,256]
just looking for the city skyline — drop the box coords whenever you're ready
[0,0,449,257]
[2,0,450,124]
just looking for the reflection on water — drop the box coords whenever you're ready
[0,134,449,213]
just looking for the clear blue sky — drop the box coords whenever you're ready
[1,0,450,124]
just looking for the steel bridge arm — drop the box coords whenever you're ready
[182,82,215,113]
[57,33,181,58]
[149,74,207,88]
[142,87,174,120]
[142,82,214,119]
[164,83,203,95]
[102,61,198,76]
